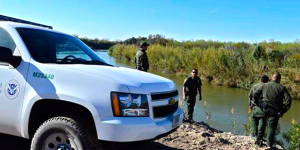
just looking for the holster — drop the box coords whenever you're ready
[260,102,280,117]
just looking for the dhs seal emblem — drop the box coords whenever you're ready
[5,80,20,100]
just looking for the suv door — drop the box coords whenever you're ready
[0,27,29,136]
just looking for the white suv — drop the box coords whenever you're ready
[0,21,182,150]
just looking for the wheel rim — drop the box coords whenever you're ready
[42,133,77,150]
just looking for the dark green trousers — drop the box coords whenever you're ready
[262,106,280,147]
[186,95,196,120]
[266,116,279,147]
[251,116,267,140]
[250,106,267,140]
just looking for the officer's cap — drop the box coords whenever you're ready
[140,41,149,47]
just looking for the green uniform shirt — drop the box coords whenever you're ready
[249,82,264,107]
[183,76,202,96]
[135,49,149,71]
[254,81,292,113]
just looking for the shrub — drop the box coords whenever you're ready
[283,119,300,150]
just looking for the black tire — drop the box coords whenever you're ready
[30,116,102,150]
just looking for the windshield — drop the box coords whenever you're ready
[17,28,111,65]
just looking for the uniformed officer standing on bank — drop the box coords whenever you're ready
[183,69,202,122]
[254,73,292,148]
[135,42,149,72]
[248,75,269,144]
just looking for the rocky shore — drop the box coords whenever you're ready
[130,121,284,150]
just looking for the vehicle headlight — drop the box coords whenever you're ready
[111,92,149,117]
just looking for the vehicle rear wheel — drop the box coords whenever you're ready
[30,116,101,150]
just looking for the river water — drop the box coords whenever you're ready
[94,50,299,145]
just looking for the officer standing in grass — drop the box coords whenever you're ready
[254,72,292,148]
[183,69,202,122]
[135,41,149,72]
[248,75,269,144]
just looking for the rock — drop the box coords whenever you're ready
[216,137,231,145]
[198,136,206,143]
[201,132,213,137]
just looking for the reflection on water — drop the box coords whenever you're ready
[94,50,129,68]
[57,51,105,62]
[92,50,299,146]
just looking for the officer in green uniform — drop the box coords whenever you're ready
[135,42,149,72]
[183,69,202,122]
[248,75,269,144]
[254,73,292,148]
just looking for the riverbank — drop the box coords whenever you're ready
[109,44,300,100]
[150,121,283,150]
[116,121,283,150]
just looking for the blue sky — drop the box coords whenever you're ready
[1,0,300,42]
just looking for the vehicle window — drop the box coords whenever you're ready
[0,27,16,53]
[0,27,17,65]
[17,28,109,65]
[55,40,92,61]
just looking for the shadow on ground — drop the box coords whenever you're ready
[0,134,181,150]
[141,142,183,150]
[0,133,30,150]
[124,141,182,150]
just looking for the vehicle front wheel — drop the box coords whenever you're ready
[30,116,101,150]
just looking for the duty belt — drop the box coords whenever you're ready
[260,102,279,111]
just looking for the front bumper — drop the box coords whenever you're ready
[96,108,183,142]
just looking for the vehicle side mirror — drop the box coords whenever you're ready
[0,46,22,68]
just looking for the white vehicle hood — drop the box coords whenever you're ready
[65,65,177,94]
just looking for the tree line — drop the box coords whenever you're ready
[75,34,300,58]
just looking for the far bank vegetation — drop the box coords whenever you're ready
[108,35,300,100]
